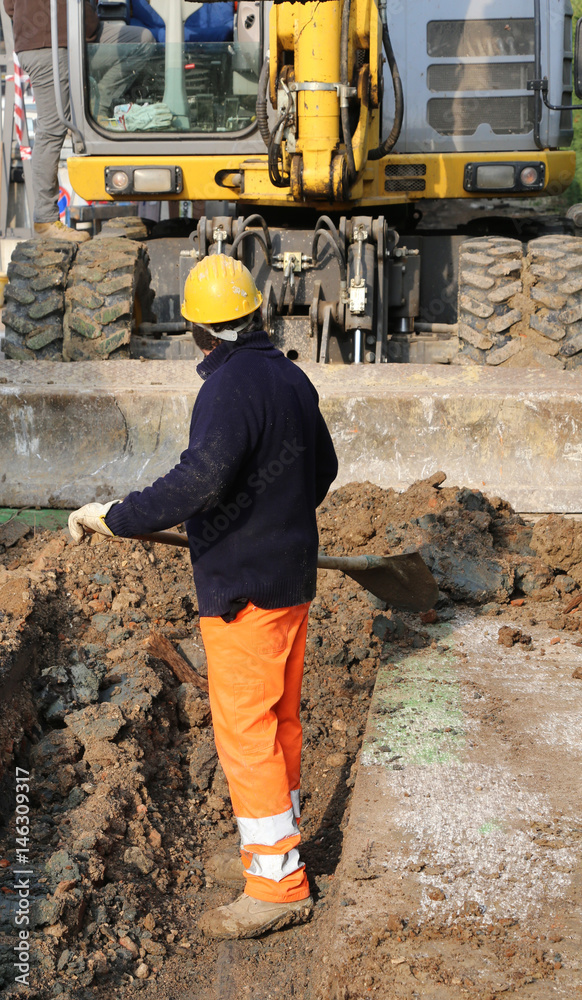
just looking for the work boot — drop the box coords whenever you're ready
[198,893,313,940]
[34,220,91,243]
[206,852,245,886]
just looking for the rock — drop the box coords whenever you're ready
[0,578,33,618]
[142,913,156,932]
[572,666,582,680]
[111,587,141,613]
[88,951,108,975]
[326,752,348,768]
[176,638,208,677]
[426,887,446,901]
[498,626,532,648]
[30,730,82,772]
[124,847,154,875]
[118,936,138,958]
[0,519,31,548]
[100,666,162,721]
[135,962,149,979]
[65,702,125,744]
[45,850,80,889]
[176,684,211,728]
[90,612,120,633]
[141,938,166,956]
[188,733,218,791]
[35,896,65,927]
[148,829,162,850]
[69,662,106,705]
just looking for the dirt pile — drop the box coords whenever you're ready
[1,475,582,998]
[0,523,383,998]
[318,473,579,603]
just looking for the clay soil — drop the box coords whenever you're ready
[1,475,582,1000]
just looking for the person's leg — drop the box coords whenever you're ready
[90,22,155,118]
[200,602,312,905]
[273,607,310,825]
[18,49,69,224]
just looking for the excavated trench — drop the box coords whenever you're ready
[1,474,582,1000]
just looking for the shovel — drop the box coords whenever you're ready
[132,530,439,613]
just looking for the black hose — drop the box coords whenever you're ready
[312,230,347,283]
[268,109,291,188]
[340,0,357,184]
[227,229,272,265]
[256,56,271,149]
[237,214,273,257]
[314,216,346,267]
[368,16,404,160]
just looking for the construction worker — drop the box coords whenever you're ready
[68,255,338,939]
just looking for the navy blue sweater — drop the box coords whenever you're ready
[105,331,338,617]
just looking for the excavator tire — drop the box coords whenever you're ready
[2,240,77,361]
[524,235,582,370]
[63,238,156,360]
[456,236,524,366]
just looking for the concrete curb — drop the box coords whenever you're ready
[2,360,582,510]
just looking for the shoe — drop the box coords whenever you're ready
[206,852,246,886]
[198,893,313,940]
[34,220,91,243]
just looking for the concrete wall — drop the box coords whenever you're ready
[2,360,582,512]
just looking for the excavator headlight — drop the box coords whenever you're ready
[520,166,540,187]
[464,161,545,194]
[104,166,183,196]
[133,168,175,193]
[110,170,130,191]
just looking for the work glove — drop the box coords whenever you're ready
[68,500,121,544]
[113,102,174,131]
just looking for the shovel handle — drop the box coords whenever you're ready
[135,533,394,572]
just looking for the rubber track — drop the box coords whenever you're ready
[526,235,582,370]
[456,236,524,366]
[63,238,155,360]
[2,240,77,361]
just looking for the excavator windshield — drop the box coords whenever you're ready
[85,1,261,135]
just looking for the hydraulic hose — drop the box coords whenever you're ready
[340,0,357,184]
[256,56,271,148]
[312,230,347,284]
[237,214,273,258]
[313,216,346,269]
[227,229,272,266]
[368,11,404,160]
[268,108,291,187]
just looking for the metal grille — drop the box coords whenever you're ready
[427,96,535,136]
[384,178,426,192]
[427,62,534,93]
[385,163,426,177]
[427,19,534,58]
[384,163,426,191]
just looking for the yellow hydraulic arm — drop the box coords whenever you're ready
[269,0,381,200]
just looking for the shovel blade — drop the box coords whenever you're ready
[343,552,439,612]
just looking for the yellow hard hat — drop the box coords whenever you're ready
[181,253,263,325]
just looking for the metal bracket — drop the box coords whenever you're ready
[289,81,357,107]
[349,283,367,315]
[527,77,581,112]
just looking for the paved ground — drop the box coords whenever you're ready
[318,607,582,999]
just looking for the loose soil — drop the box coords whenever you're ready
[1,475,581,999]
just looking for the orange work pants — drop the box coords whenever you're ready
[199,602,311,903]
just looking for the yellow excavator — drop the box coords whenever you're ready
[2,0,581,369]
